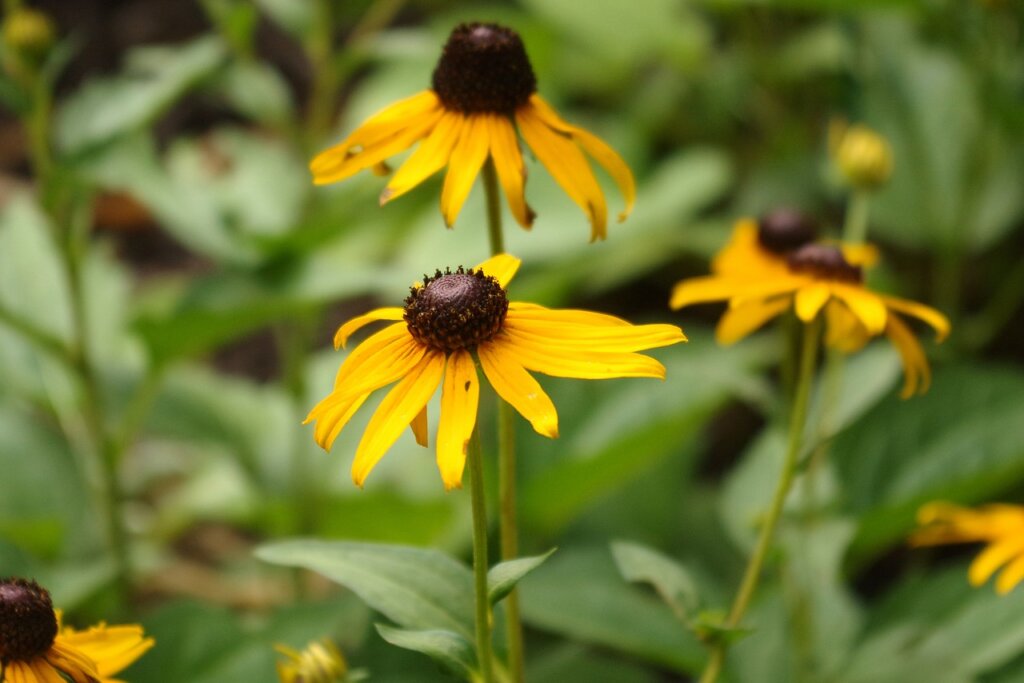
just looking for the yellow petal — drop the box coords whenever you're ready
[437,350,479,490]
[310,393,370,450]
[832,284,887,335]
[503,318,685,352]
[311,108,444,185]
[478,340,558,438]
[487,114,535,228]
[517,101,608,241]
[474,253,521,288]
[527,95,635,224]
[351,352,445,487]
[670,275,747,310]
[410,405,429,447]
[325,329,425,400]
[716,297,790,345]
[58,625,154,678]
[333,308,404,349]
[824,300,870,353]
[508,302,629,327]
[496,333,667,380]
[968,535,1024,586]
[880,295,951,342]
[381,111,464,205]
[794,282,832,322]
[46,640,102,682]
[996,554,1024,594]
[27,660,68,683]
[440,115,491,227]
[885,314,930,398]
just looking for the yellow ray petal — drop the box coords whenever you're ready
[529,96,636,224]
[503,319,685,352]
[508,302,631,327]
[28,659,68,683]
[880,295,951,342]
[308,392,370,450]
[59,625,154,678]
[496,334,667,380]
[437,350,479,490]
[517,101,608,241]
[351,352,445,487]
[410,405,429,447]
[824,300,870,353]
[327,330,424,400]
[885,314,930,398]
[832,284,887,335]
[794,282,832,323]
[716,297,790,345]
[312,109,444,185]
[670,275,749,309]
[478,341,558,438]
[381,111,464,205]
[996,553,1024,594]
[473,253,521,288]
[46,640,102,682]
[487,114,535,228]
[333,308,404,349]
[968,535,1024,586]
[440,115,491,227]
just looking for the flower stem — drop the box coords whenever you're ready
[468,430,495,683]
[698,319,820,683]
[481,159,525,682]
[842,190,871,245]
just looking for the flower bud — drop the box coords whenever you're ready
[2,7,56,71]
[832,123,893,191]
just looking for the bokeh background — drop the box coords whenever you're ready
[1,0,1022,680]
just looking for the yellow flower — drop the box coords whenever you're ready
[276,640,347,683]
[911,502,1024,594]
[310,23,635,241]
[0,578,153,683]
[306,254,686,490]
[670,243,949,398]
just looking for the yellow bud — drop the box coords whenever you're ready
[833,124,893,191]
[275,640,348,683]
[2,7,56,64]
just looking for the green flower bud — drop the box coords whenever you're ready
[832,123,893,191]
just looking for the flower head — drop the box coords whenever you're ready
[911,502,1024,595]
[306,254,686,489]
[670,240,949,398]
[830,121,893,191]
[276,640,348,683]
[0,577,153,683]
[310,22,635,241]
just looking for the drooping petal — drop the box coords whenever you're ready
[824,300,870,353]
[327,329,425,400]
[29,659,68,683]
[503,318,685,352]
[968,535,1024,586]
[885,314,930,398]
[487,114,535,228]
[381,111,464,204]
[333,308,404,349]
[517,101,608,240]
[410,405,429,447]
[794,282,832,323]
[996,553,1024,594]
[308,391,370,450]
[473,253,521,288]
[880,295,951,342]
[716,297,790,345]
[46,640,102,683]
[351,352,446,487]
[59,624,155,678]
[527,96,636,224]
[478,341,558,438]
[507,302,629,327]
[496,333,667,380]
[440,115,491,227]
[312,108,445,185]
[436,350,479,490]
[832,284,887,335]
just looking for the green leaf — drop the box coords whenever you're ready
[518,546,704,673]
[488,549,557,606]
[217,59,294,126]
[56,36,227,154]
[375,625,477,679]
[256,540,475,640]
[611,540,699,623]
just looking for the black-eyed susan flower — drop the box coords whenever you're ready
[911,502,1024,595]
[310,23,635,241]
[712,211,818,279]
[306,254,685,490]
[0,577,153,683]
[670,243,949,398]
[276,639,349,683]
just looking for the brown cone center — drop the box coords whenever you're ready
[0,578,58,663]
[404,268,509,352]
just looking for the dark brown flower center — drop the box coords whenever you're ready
[431,23,537,114]
[404,267,509,353]
[0,578,58,663]
[757,208,817,254]
[787,244,862,283]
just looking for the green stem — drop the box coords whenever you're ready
[698,319,820,683]
[482,159,524,682]
[468,430,495,683]
[841,191,871,245]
